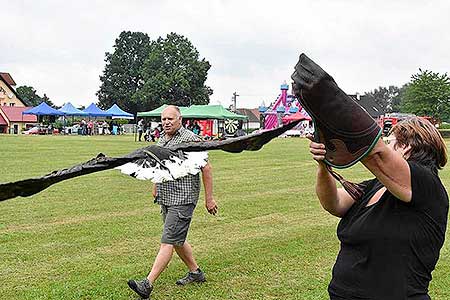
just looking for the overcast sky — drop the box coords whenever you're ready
[3,0,450,109]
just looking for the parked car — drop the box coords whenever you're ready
[22,126,43,135]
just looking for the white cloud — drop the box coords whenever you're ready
[2,0,450,109]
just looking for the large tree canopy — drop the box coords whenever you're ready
[400,69,450,121]
[97,31,212,114]
[97,31,151,114]
[136,33,213,109]
[16,86,56,108]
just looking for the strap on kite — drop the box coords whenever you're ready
[325,164,365,201]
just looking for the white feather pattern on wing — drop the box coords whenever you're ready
[115,151,208,183]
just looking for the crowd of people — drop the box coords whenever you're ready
[137,119,161,142]
[78,119,124,135]
[137,119,205,142]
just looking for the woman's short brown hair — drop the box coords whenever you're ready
[390,117,447,171]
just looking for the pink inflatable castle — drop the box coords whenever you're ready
[258,82,311,130]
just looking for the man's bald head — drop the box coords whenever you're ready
[162,105,181,117]
[161,105,182,138]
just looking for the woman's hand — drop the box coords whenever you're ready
[307,134,327,162]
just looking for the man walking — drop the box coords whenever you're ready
[137,119,144,141]
[128,105,218,299]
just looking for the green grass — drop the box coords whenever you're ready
[0,134,449,299]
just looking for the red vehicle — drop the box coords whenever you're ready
[379,113,434,136]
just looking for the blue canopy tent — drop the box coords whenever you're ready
[22,102,65,134]
[58,102,88,116]
[82,103,112,117]
[57,102,89,134]
[22,102,65,116]
[105,104,134,119]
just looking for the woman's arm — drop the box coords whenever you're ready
[361,139,412,202]
[316,162,356,217]
[310,140,355,217]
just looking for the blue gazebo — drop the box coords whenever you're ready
[82,103,112,117]
[22,102,65,116]
[58,102,88,116]
[105,104,134,119]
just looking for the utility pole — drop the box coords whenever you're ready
[232,91,239,112]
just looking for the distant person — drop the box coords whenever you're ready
[102,121,109,135]
[127,105,217,300]
[137,119,144,141]
[144,126,152,142]
[192,121,201,135]
[112,122,118,135]
[87,120,93,135]
[235,127,246,137]
[153,127,160,141]
[47,124,53,135]
[81,119,87,135]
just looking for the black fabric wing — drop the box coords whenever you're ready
[0,120,300,202]
[168,119,300,153]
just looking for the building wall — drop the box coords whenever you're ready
[247,121,260,129]
[0,107,10,133]
[8,121,35,134]
[0,77,34,134]
[0,107,35,134]
[0,80,25,107]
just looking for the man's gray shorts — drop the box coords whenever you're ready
[161,204,195,246]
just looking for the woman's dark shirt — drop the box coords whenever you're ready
[329,162,448,300]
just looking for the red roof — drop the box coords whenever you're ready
[0,73,16,86]
[0,113,6,125]
[1,106,37,122]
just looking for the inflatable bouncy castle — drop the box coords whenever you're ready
[258,82,311,131]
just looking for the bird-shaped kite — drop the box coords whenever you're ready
[0,120,300,202]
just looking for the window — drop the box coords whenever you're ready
[9,103,15,106]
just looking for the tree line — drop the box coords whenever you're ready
[15,30,450,121]
[364,69,450,121]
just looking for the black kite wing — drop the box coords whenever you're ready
[0,120,300,202]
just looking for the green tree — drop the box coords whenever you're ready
[400,69,450,121]
[16,86,56,107]
[97,31,152,114]
[364,85,401,113]
[391,84,407,113]
[136,32,213,109]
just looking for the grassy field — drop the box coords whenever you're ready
[0,134,449,300]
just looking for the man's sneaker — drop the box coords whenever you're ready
[127,278,153,299]
[176,268,206,285]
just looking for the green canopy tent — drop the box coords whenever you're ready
[182,105,247,120]
[137,105,188,117]
[137,105,167,117]
[135,104,248,140]
[182,105,248,137]
[138,104,246,120]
